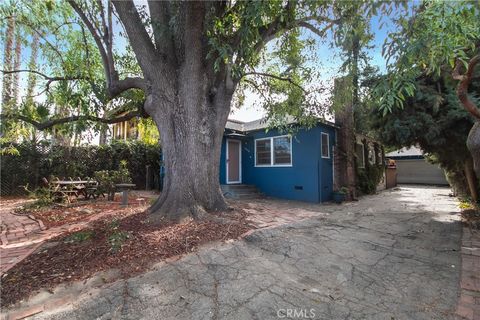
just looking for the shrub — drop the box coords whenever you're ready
[21,185,55,210]
[106,219,130,253]
[94,161,132,201]
[357,164,385,195]
[64,230,95,243]
[1,140,161,195]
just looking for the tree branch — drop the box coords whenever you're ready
[1,69,86,94]
[112,0,157,70]
[147,0,175,62]
[453,55,480,120]
[67,0,112,86]
[1,110,145,131]
[297,21,335,38]
[243,72,306,93]
[67,0,146,99]
[1,69,84,82]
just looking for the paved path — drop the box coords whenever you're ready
[0,198,147,276]
[17,186,467,320]
[0,199,45,274]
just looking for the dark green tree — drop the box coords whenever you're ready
[371,75,478,198]
[376,1,480,184]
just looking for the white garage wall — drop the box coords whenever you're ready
[395,159,449,185]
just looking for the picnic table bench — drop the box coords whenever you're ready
[50,180,98,202]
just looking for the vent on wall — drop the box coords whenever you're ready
[294,185,303,190]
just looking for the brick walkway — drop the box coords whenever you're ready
[0,198,146,276]
[456,227,480,320]
[0,200,46,274]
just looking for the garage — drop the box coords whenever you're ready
[386,147,448,185]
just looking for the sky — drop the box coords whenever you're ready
[0,3,408,124]
[229,11,401,122]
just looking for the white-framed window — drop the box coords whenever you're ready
[255,138,271,165]
[321,132,330,158]
[356,143,365,168]
[255,135,292,167]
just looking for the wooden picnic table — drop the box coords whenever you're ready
[51,180,98,200]
[51,180,97,185]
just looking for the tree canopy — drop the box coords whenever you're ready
[371,74,476,176]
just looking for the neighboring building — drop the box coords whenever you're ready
[352,133,387,192]
[220,118,337,203]
[111,118,139,140]
[386,146,448,185]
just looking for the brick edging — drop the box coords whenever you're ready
[455,227,480,320]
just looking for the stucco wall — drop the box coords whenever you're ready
[220,123,335,203]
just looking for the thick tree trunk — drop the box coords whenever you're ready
[113,0,236,223]
[464,156,478,203]
[145,79,233,223]
[467,122,480,180]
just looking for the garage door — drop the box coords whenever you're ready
[395,159,448,185]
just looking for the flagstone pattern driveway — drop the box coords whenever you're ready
[23,187,467,319]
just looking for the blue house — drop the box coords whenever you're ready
[219,118,337,203]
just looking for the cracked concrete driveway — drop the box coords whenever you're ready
[32,186,462,320]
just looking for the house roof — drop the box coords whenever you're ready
[385,146,424,157]
[225,116,337,133]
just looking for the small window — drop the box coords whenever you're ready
[255,139,271,165]
[321,133,330,158]
[273,136,292,165]
[356,143,365,168]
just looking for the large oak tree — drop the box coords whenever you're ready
[1,0,399,222]
[2,0,325,221]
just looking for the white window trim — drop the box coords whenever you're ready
[321,132,330,159]
[226,139,242,184]
[254,135,293,167]
[357,142,365,168]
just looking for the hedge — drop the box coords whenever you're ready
[0,140,161,195]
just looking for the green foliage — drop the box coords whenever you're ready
[0,0,144,143]
[371,73,477,194]
[137,118,160,145]
[94,161,132,200]
[337,187,349,194]
[0,140,161,195]
[106,219,130,253]
[357,165,384,195]
[459,199,474,210]
[23,185,55,209]
[64,230,95,244]
[377,1,480,113]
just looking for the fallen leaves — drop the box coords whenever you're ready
[1,208,252,307]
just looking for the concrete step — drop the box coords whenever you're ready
[221,184,264,200]
[222,184,256,190]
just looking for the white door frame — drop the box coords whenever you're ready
[226,139,242,184]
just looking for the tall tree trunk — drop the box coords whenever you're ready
[132,2,235,223]
[455,55,480,185]
[2,16,15,107]
[98,125,108,145]
[26,33,40,100]
[146,82,232,222]
[467,121,480,180]
[11,29,22,106]
[464,156,478,203]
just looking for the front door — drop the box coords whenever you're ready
[227,139,241,184]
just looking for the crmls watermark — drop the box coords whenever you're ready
[276,308,316,319]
